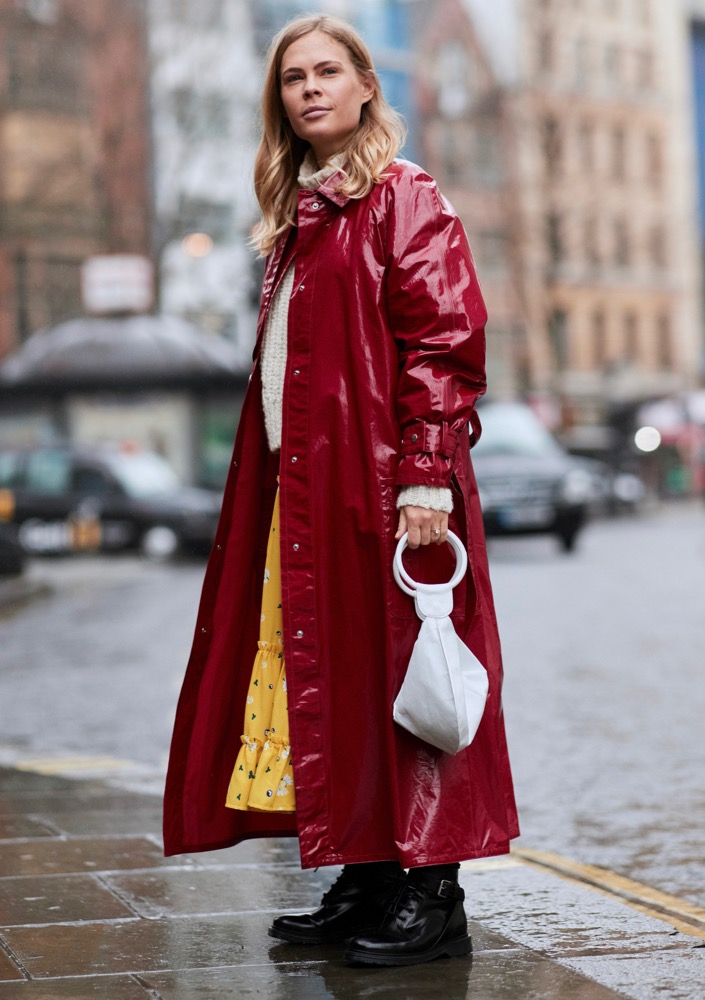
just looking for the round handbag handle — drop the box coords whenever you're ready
[393,530,468,598]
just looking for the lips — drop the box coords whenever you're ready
[302,106,330,120]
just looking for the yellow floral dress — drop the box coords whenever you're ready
[225,486,296,812]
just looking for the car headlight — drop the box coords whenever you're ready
[559,468,593,505]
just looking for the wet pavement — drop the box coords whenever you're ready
[2,504,705,996]
[1,766,704,999]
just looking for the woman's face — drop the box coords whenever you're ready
[280,30,374,164]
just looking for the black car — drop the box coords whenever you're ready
[472,402,595,551]
[0,444,222,559]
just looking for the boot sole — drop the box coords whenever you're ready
[344,934,472,967]
[268,925,376,946]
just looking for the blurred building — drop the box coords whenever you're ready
[0,0,152,360]
[147,0,260,359]
[411,0,523,400]
[463,0,703,446]
[685,0,705,332]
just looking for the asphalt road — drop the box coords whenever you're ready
[1,502,703,909]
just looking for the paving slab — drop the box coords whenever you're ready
[142,942,626,1000]
[185,836,301,868]
[1,766,702,998]
[567,951,705,1000]
[459,859,705,1000]
[105,865,332,919]
[0,818,58,840]
[0,977,153,998]
[30,804,163,838]
[0,874,134,925]
[0,951,23,984]
[0,837,187,878]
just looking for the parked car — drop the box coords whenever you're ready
[472,402,595,551]
[0,444,222,559]
[0,522,25,575]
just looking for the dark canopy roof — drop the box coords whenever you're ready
[0,315,245,388]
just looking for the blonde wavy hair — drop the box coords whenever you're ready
[252,14,406,256]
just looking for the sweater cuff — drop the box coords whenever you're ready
[396,485,453,513]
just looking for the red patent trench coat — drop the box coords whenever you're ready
[163,160,519,868]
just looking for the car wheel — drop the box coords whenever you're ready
[558,529,579,553]
[140,525,180,561]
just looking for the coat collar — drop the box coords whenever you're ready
[297,150,352,207]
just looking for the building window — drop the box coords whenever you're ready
[605,44,622,89]
[624,312,639,361]
[546,213,564,266]
[6,24,88,113]
[614,217,631,267]
[475,230,509,279]
[657,314,673,369]
[474,122,503,188]
[575,37,589,89]
[170,0,224,28]
[584,215,600,266]
[636,50,655,90]
[578,121,595,172]
[442,127,461,183]
[592,309,607,368]
[612,126,626,181]
[171,89,230,139]
[649,224,667,269]
[542,115,562,176]
[436,41,472,119]
[538,29,555,75]
[646,132,663,189]
[549,308,569,369]
[176,198,234,243]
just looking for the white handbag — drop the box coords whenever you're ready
[392,531,489,755]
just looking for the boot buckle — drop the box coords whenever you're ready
[437,879,455,899]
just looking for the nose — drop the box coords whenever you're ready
[303,77,322,98]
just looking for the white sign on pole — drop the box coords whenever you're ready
[81,255,154,314]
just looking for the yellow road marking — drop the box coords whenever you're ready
[14,756,139,775]
[461,856,523,873]
[512,846,705,942]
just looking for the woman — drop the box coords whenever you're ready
[163,13,519,967]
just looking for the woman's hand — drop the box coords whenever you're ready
[395,506,449,548]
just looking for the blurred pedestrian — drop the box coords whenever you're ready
[164,13,518,967]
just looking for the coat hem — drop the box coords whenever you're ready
[164,828,299,858]
[298,837,517,870]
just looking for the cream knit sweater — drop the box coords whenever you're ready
[260,151,452,514]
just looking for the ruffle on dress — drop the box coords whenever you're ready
[225,488,296,813]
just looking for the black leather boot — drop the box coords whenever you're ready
[344,873,471,966]
[269,862,405,945]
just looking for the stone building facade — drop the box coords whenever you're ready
[511,0,701,437]
[435,0,704,441]
[0,0,152,359]
[412,0,524,400]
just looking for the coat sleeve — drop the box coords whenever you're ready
[385,171,488,488]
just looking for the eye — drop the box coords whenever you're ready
[322,67,338,75]
[283,73,302,84]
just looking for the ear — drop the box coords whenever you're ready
[361,75,375,104]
